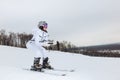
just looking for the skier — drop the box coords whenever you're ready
[26,21,53,71]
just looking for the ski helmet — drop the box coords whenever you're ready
[38,21,48,28]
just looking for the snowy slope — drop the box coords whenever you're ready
[0,45,120,80]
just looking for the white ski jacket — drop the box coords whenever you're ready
[30,27,49,47]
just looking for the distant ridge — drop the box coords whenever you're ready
[79,42,120,50]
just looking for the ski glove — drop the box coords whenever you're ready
[39,40,48,43]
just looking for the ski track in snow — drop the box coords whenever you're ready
[0,45,120,80]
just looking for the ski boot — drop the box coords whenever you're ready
[30,57,43,71]
[42,57,53,69]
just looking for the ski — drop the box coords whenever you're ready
[23,68,66,76]
[42,69,67,76]
[52,68,75,72]
[45,68,75,72]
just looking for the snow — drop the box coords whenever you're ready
[0,45,120,80]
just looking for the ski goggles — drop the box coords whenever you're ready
[43,23,48,28]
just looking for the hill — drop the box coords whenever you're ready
[0,45,120,80]
[80,43,120,50]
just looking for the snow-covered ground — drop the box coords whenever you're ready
[0,45,120,80]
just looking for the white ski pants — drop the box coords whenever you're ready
[26,40,48,64]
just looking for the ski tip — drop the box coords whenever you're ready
[70,69,75,72]
[62,74,66,76]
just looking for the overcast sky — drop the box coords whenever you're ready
[0,0,120,46]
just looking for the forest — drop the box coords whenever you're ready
[0,29,120,58]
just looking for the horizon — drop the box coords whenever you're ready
[1,28,120,47]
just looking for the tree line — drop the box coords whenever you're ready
[1,29,119,58]
[0,29,32,48]
[0,29,76,51]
